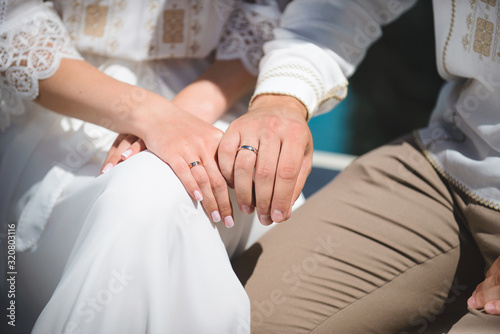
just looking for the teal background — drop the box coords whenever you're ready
[307,0,441,156]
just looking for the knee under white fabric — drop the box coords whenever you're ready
[16,152,255,334]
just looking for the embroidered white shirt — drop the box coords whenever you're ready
[254,0,500,209]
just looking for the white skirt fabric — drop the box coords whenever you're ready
[0,57,284,333]
[18,151,257,334]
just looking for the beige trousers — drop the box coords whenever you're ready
[233,135,500,333]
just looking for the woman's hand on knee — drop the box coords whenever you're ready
[468,256,500,315]
[140,99,234,228]
[100,97,234,227]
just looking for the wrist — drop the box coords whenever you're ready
[133,90,173,140]
[251,94,309,121]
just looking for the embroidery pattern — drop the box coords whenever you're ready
[462,0,500,62]
[254,63,348,116]
[0,0,7,27]
[481,0,497,6]
[473,17,494,56]
[442,0,456,75]
[64,0,128,55]
[163,9,185,43]
[188,0,204,56]
[84,5,109,37]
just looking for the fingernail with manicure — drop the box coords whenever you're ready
[193,190,203,201]
[224,216,234,228]
[242,205,252,215]
[211,211,221,223]
[102,163,113,174]
[260,215,272,225]
[272,210,284,222]
[121,149,132,159]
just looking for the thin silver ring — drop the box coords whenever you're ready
[237,145,258,155]
[189,161,204,169]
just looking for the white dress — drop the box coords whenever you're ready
[0,1,286,333]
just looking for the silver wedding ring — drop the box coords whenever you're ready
[189,161,204,169]
[237,145,258,155]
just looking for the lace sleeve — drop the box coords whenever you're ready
[215,1,281,76]
[0,2,82,132]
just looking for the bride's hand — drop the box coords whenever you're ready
[109,96,234,228]
[98,102,232,227]
[101,134,146,173]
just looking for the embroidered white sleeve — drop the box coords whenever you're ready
[0,3,82,132]
[253,0,416,119]
[216,2,280,76]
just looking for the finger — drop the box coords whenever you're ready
[218,129,241,188]
[270,139,304,223]
[475,271,500,293]
[254,138,280,225]
[101,134,126,172]
[484,300,500,315]
[170,159,204,203]
[234,141,259,216]
[203,159,234,228]
[189,160,221,223]
[486,257,500,278]
[101,134,137,174]
[290,151,313,207]
[121,139,146,160]
[469,285,500,311]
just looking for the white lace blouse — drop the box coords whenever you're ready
[0,0,281,131]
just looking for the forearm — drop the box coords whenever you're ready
[173,60,256,124]
[36,58,164,138]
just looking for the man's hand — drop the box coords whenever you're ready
[218,94,313,225]
[468,256,500,314]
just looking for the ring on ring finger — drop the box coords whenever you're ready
[189,161,204,169]
[237,145,258,155]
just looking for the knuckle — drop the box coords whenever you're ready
[212,132,223,142]
[238,194,253,206]
[203,203,217,214]
[124,134,136,142]
[218,203,232,215]
[235,159,253,171]
[255,199,271,211]
[495,272,500,285]
[273,199,289,212]
[196,175,211,188]
[255,166,275,179]
[218,142,234,156]
[475,292,485,306]
[211,178,227,192]
[260,127,276,141]
[266,115,281,130]
[278,166,298,180]
[111,153,122,162]
[172,160,188,173]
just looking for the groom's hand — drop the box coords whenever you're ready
[218,94,313,225]
[468,256,500,315]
